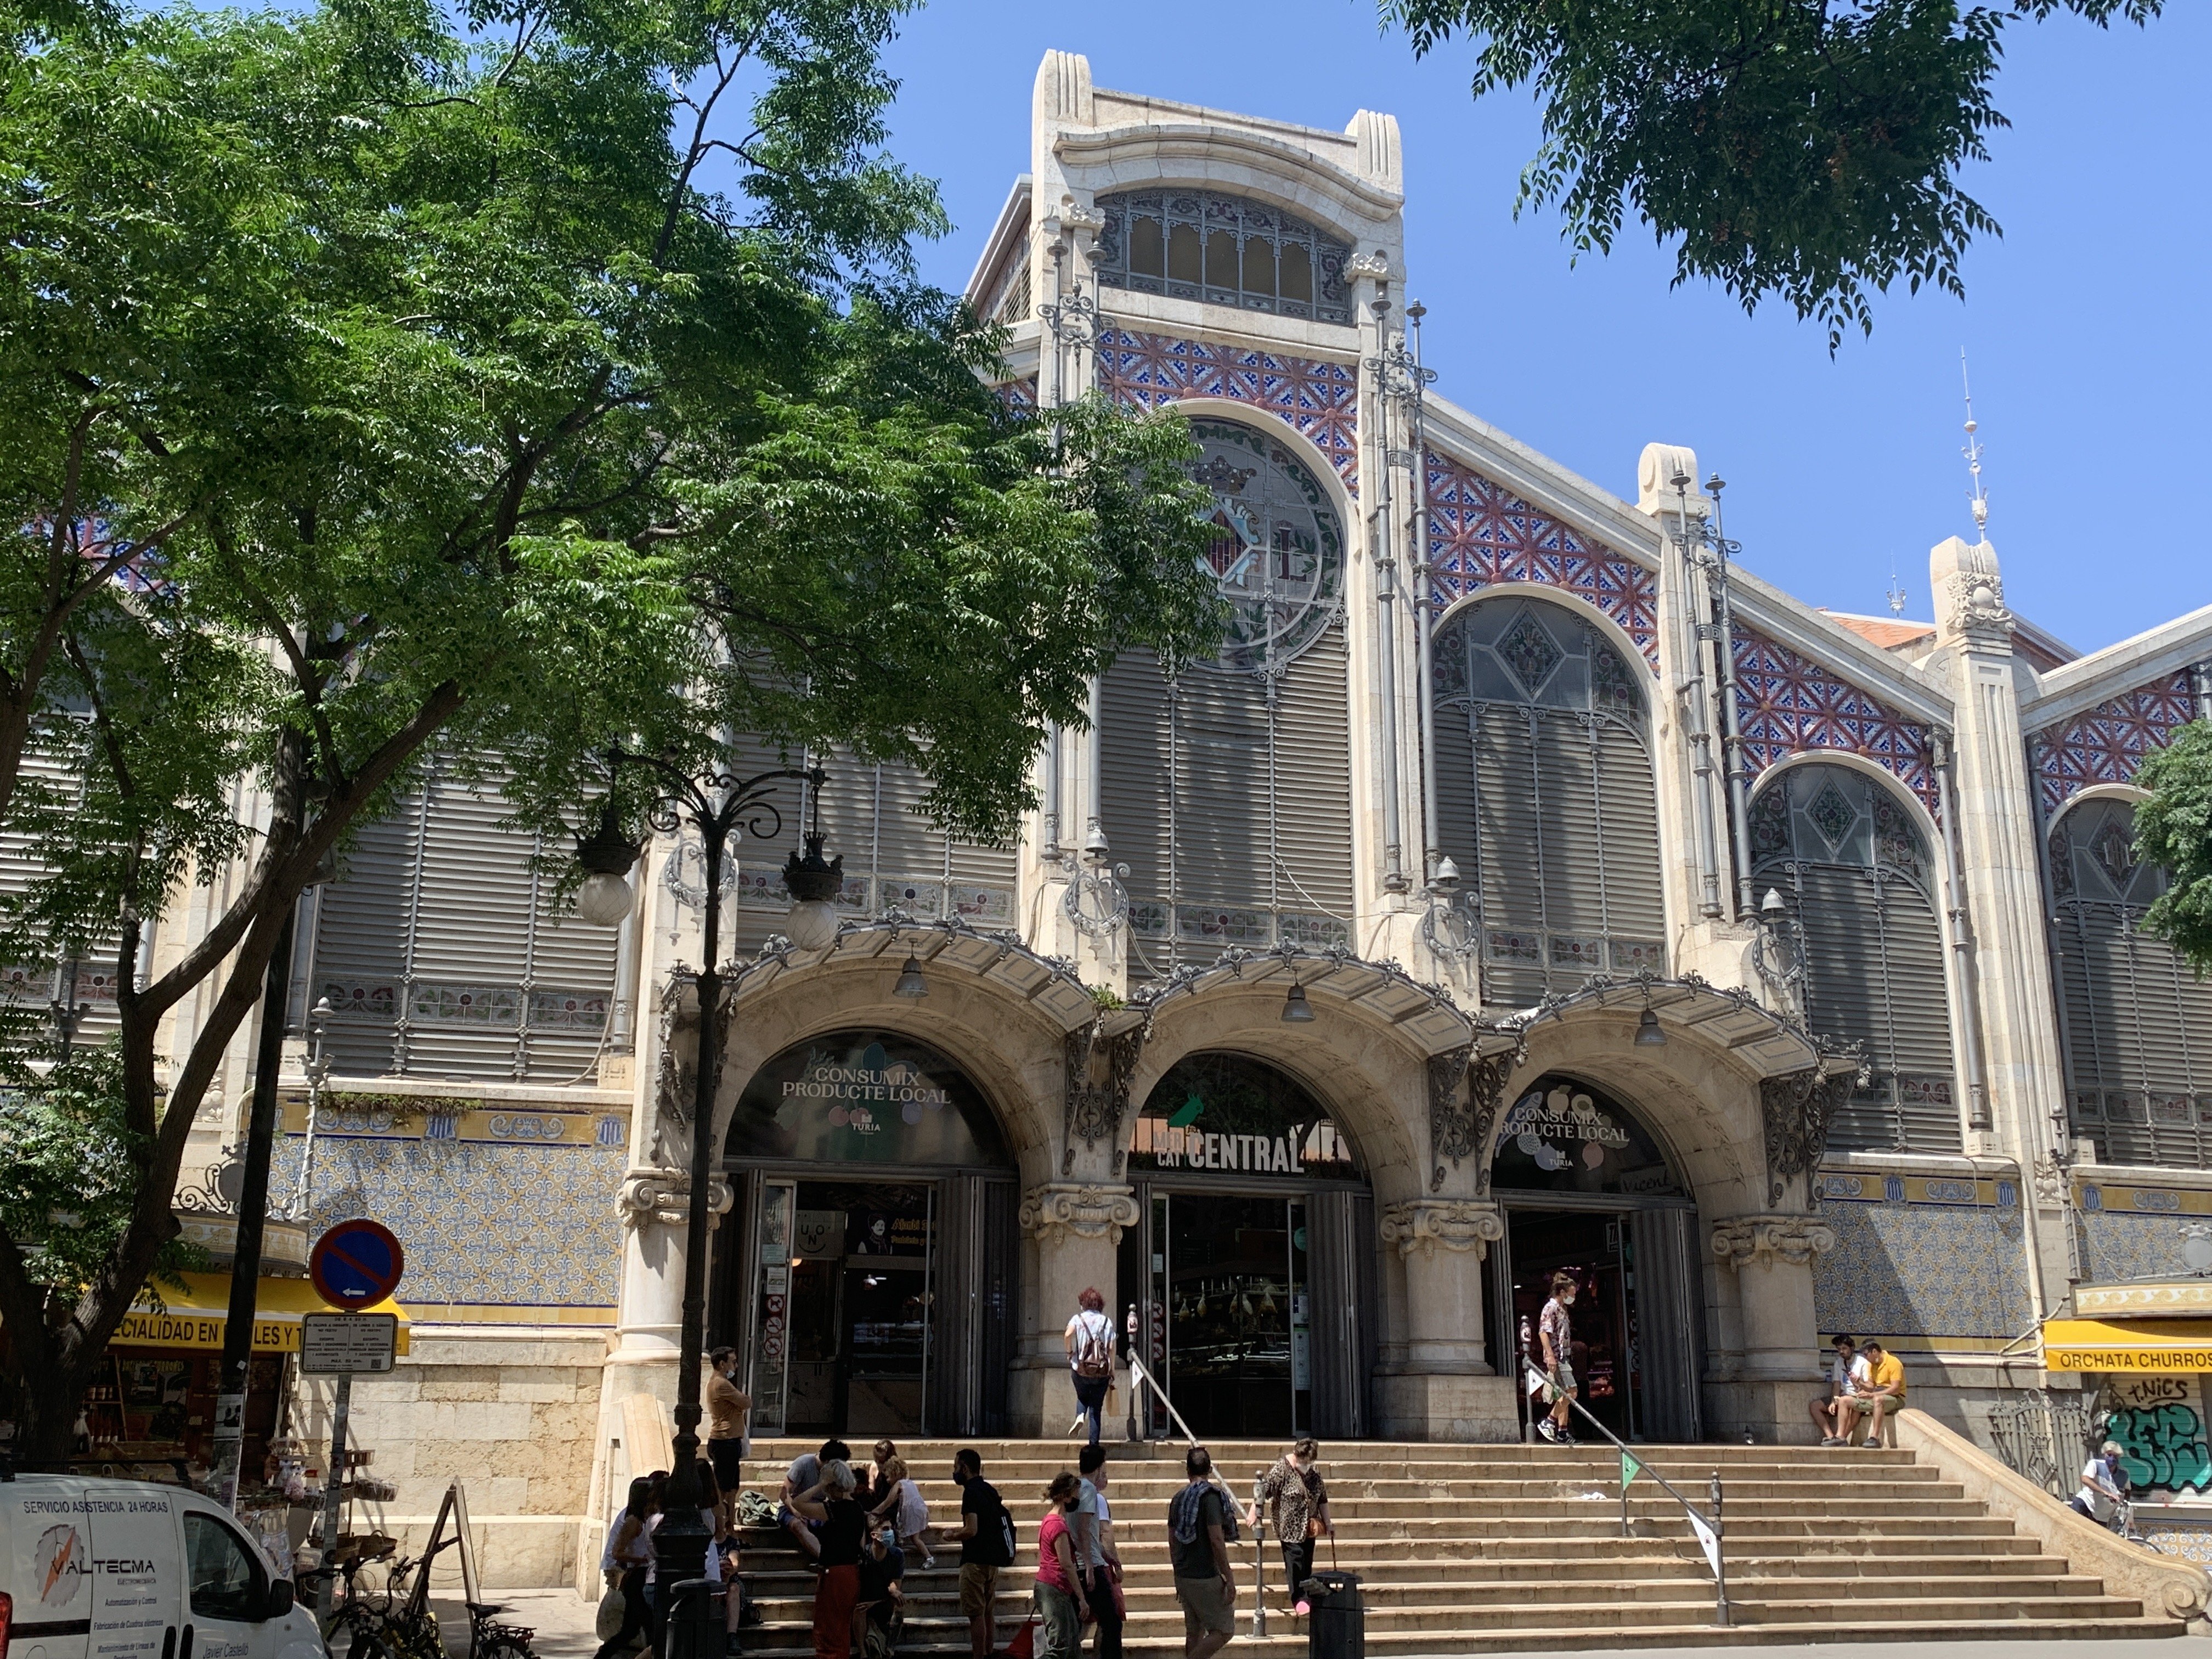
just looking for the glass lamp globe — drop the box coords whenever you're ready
[785,898,839,952]
[576,870,635,927]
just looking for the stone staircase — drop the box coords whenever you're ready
[730,1438,2187,1654]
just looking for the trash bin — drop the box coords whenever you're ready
[1305,1570,1363,1659]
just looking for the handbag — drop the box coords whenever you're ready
[594,1586,628,1642]
[1005,1613,1039,1659]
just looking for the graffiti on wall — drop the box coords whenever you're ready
[2106,1377,2212,1493]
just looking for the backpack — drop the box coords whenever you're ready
[1071,1311,1115,1380]
[967,1478,1018,1567]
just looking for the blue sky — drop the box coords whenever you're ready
[874,2,2209,657]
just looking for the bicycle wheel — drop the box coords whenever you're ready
[478,1635,537,1659]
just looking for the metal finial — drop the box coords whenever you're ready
[1961,349,1989,540]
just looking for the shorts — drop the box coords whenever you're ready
[960,1562,1001,1618]
[708,1437,745,1492]
[1175,1574,1235,1637]
[1545,1362,1577,1402]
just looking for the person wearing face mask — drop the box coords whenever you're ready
[1536,1271,1580,1446]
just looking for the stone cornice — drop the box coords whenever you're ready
[1018,1182,1141,1246]
[1710,1213,1836,1269]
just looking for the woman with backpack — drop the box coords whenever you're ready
[1064,1287,1116,1448]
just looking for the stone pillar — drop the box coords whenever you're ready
[1373,1199,1517,1439]
[1011,1182,1137,1435]
[1928,534,2069,1314]
[1708,1213,1835,1441]
[605,1165,731,1401]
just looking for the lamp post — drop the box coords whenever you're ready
[578,756,831,1658]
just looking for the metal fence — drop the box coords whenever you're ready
[1985,1391,2097,1498]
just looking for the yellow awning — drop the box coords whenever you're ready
[2043,1317,2212,1373]
[114,1271,410,1355]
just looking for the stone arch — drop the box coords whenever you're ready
[1433,579,1657,685]
[1751,747,1943,848]
[1153,393,1357,521]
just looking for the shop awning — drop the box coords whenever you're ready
[2043,1317,2212,1373]
[113,1271,410,1355]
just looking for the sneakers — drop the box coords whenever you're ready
[1535,1418,1560,1443]
[1862,1437,1881,1448]
[1820,1436,1843,1446]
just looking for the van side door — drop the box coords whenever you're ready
[179,1509,276,1659]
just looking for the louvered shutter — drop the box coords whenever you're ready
[1170,664,1272,965]
[1472,704,1548,1007]
[1594,720,1666,951]
[0,737,127,1043]
[1271,628,1355,947]
[312,798,421,1076]
[1102,648,1175,970]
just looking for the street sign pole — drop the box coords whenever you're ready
[315,1372,351,1620]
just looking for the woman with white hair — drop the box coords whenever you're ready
[2069,1441,2129,1525]
[790,1458,870,1659]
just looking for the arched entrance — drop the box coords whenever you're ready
[718,1029,1019,1438]
[1117,1051,1374,1439]
[1487,1074,1703,1442]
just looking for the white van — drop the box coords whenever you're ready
[2,1474,324,1659]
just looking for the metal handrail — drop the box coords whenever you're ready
[1521,1339,1729,1626]
[1125,1355,1269,1635]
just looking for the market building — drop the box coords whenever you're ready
[40,50,2212,1585]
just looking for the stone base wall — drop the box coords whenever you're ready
[1374,1372,1519,1442]
[295,1324,610,1589]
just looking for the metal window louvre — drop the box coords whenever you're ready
[1470,702,1548,1008]
[0,740,128,1043]
[1269,628,1356,930]
[309,792,419,1076]
[1101,648,1175,975]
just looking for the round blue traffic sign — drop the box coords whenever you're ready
[311,1218,405,1309]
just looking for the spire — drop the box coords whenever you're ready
[1960,349,1989,541]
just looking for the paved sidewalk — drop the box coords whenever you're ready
[1458,1646,2193,1659]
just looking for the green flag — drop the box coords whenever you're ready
[1621,1449,1644,1488]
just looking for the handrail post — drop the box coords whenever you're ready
[1711,1472,1729,1627]
[1251,1472,1268,1638]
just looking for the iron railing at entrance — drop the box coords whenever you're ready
[1520,1318,1730,1627]
[1985,1391,2097,1499]
[1127,1355,1279,1638]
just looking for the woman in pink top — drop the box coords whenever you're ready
[1034,1472,1085,1659]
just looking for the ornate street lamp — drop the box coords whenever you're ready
[578,755,829,1656]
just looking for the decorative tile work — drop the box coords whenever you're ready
[270,1133,623,1317]
[1094,329,1359,494]
[1733,627,1940,817]
[2031,670,2198,816]
[1422,452,1660,670]
[2078,1205,2204,1283]
[995,376,1038,413]
[1812,1197,2030,1342]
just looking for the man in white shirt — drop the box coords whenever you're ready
[1810,1335,1865,1445]
[2070,1441,2128,1525]
[1074,1443,1122,1659]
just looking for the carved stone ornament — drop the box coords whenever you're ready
[1018,1182,1141,1246]
[1379,1199,1504,1261]
[1466,1051,1517,1198]
[1760,1066,1853,1207]
[1711,1214,1836,1269]
[1426,1042,1475,1192]
[2033,1152,2069,1210]
[1345,250,1391,282]
[1063,1020,1146,1177]
[619,1169,732,1231]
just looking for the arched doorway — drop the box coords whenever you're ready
[719,1030,1018,1437]
[1117,1051,1374,1438]
[1488,1075,1702,1442]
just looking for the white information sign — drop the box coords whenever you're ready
[301,1311,398,1374]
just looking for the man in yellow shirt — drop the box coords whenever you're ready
[1838,1340,1905,1446]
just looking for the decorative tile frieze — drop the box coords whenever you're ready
[1422,452,1660,670]
[1731,627,1939,817]
[2031,669,2197,815]
[1094,328,1358,494]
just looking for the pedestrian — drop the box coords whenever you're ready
[864,1440,900,1512]
[1034,1472,1086,1659]
[868,1454,934,1570]
[707,1346,753,1497]
[592,1476,659,1659]
[1065,1287,1116,1447]
[936,1448,1018,1659]
[780,1438,852,1562]
[854,1524,906,1659]
[787,1459,867,1659]
[1535,1272,1579,1445]
[1838,1339,1905,1446]
[1074,1444,1123,1659]
[1168,1447,1238,1659]
[1250,1437,1331,1615]
[1809,1335,1864,1445]
[2070,1440,2130,1526]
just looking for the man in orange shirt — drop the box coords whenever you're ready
[1839,1339,1905,1447]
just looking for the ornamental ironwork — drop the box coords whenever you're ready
[1425,1041,1475,1190]
[1760,1063,1857,1207]
[1064,1019,1147,1177]
[1183,419,1346,675]
[1092,190,1353,324]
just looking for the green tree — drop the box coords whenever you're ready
[2136,721,2212,976]
[1381,0,2163,347]
[0,0,1215,1458]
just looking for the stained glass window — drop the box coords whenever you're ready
[1093,191,1353,324]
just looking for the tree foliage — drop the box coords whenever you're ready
[0,0,1216,1455]
[2136,720,2212,977]
[1381,0,2162,347]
